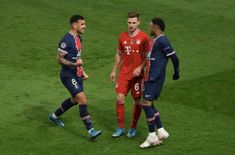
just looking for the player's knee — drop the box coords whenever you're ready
[116,93,125,103]
[74,92,87,104]
[142,100,152,106]
[133,97,141,105]
[71,97,78,105]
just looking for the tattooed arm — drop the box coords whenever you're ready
[56,51,82,66]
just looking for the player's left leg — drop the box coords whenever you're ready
[74,92,102,139]
[127,97,142,137]
[140,81,165,148]
[127,77,143,137]
[148,79,169,141]
[151,103,169,140]
[140,100,161,148]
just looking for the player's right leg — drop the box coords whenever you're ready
[140,100,161,149]
[74,92,102,139]
[48,75,80,126]
[112,77,130,138]
[48,98,77,126]
[112,93,125,138]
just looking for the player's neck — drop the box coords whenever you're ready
[69,29,79,37]
[155,31,164,37]
[128,29,140,37]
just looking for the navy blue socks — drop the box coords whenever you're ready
[152,104,163,129]
[54,98,75,117]
[79,104,92,130]
[142,105,155,132]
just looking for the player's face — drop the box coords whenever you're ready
[74,20,86,34]
[127,17,140,33]
[149,22,156,36]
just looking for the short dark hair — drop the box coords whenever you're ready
[127,11,140,18]
[70,15,85,25]
[151,17,165,31]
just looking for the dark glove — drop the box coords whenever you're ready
[172,72,179,80]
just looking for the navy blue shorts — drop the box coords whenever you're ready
[143,80,165,101]
[60,74,83,97]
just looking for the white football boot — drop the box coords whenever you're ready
[157,128,169,140]
[140,132,161,149]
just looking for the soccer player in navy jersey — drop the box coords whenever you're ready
[48,15,102,139]
[140,17,180,148]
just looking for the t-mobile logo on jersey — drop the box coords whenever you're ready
[125,46,131,55]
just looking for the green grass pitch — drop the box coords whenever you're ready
[0,0,235,154]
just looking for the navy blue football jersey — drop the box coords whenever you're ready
[145,34,176,81]
[58,32,82,76]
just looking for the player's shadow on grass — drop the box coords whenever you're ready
[89,104,117,132]
[62,126,90,141]
[23,105,50,124]
[22,104,61,127]
[22,105,90,140]
[161,68,235,117]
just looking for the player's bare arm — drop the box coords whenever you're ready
[110,50,122,81]
[57,51,83,66]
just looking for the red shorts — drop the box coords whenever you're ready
[116,76,143,99]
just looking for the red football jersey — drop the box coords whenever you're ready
[117,30,150,80]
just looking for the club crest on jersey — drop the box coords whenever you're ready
[136,39,141,45]
[60,42,66,49]
[130,39,134,44]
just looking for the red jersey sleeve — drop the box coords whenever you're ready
[117,36,123,52]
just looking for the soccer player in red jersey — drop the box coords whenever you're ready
[110,11,150,138]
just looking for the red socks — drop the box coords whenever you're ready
[116,100,142,129]
[116,100,125,128]
[131,103,142,128]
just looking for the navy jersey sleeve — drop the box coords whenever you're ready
[58,37,70,54]
[159,36,175,57]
